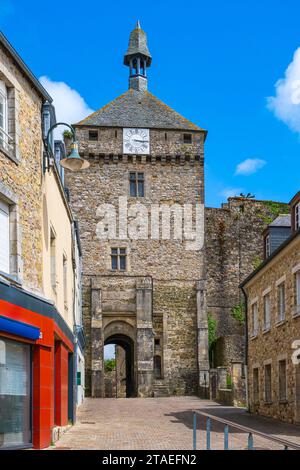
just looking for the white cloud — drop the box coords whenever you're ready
[39,76,94,139]
[267,47,300,134]
[220,187,244,199]
[235,158,266,176]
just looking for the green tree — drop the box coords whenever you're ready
[104,358,116,372]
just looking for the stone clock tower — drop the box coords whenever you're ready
[65,22,209,398]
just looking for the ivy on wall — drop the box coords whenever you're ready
[230,302,245,326]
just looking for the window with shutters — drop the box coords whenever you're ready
[0,199,10,274]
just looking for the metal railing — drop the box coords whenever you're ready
[0,128,14,154]
[193,411,300,450]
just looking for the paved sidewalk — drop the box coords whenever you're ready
[50,397,300,450]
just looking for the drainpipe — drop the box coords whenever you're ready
[241,285,249,412]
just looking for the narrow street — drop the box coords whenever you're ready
[51,397,300,450]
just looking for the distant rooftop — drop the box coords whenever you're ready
[268,214,291,228]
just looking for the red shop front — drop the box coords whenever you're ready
[0,279,75,449]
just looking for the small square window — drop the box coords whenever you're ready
[129,172,144,197]
[183,133,192,144]
[155,338,160,346]
[89,130,98,141]
[111,247,127,271]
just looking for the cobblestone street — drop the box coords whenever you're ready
[51,397,300,450]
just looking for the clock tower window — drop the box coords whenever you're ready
[129,172,145,197]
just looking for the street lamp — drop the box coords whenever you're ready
[44,122,90,171]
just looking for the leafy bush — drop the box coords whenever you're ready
[230,302,245,326]
[104,358,116,372]
[208,313,218,347]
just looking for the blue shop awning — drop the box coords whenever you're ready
[0,315,40,341]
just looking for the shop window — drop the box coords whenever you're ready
[0,337,31,448]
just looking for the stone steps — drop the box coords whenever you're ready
[153,382,169,397]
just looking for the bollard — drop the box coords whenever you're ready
[206,417,211,450]
[193,412,197,450]
[224,424,229,450]
[248,432,254,450]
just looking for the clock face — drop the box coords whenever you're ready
[123,128,150,155]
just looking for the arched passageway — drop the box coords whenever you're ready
[105,334,135,397]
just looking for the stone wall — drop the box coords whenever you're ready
[205,198,289,367]
[0,41,44,293]
[74,126,205,159]
[244,233,300,424]
[65,126,207,397]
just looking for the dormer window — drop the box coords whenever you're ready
[265,234,270,258]
[0,80,8,150]
[295,202,300,230]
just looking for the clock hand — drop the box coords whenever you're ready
[132,139,148,143]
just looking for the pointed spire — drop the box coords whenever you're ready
[124,22,152,66]
[124,22,152,92]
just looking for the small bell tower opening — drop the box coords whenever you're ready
[124,21,152,92]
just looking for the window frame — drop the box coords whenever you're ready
[183,133,192,144]
[278,359,287,402]
[110,247,127,272]
[263,293,271,332]
[63,252,68,310]
[264,363,272,403]
[0,198,10,274]
[295,202,300,230]
[251,302,258,337]
[277,282,286,322]
[253,367,259,404]
[295,271,300,309]
[129,171,145,198]
[265,234,270,258]
[50,227,57,293]
[88,130,98,141]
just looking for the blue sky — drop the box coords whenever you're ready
[1,0,300,207]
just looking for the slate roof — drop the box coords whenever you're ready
[124,21,152,66]
[76,89,206,132]
[269,214,291,227]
